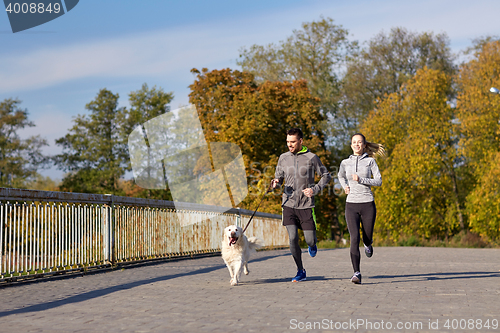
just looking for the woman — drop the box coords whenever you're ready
[338,133,384,284]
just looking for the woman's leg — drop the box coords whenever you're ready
[360,201,376,247]
[345,203,361,272]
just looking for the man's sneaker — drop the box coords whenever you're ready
[308,244,317,257]
[364,244,373,258]
[292,269,307,282]
[351,271,362,284]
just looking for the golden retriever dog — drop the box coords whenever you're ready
[221,225,264,286]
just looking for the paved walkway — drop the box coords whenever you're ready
[0,247,499,333]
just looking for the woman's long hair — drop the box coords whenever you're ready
[352,133,385,157]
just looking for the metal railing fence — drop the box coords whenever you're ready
[0,188,286,281]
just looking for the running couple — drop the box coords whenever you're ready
[272,128,383,284]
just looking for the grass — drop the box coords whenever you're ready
[316,239,349,249]
[377,231,496,248]
[309,232,497,249]
[284,229,495,250]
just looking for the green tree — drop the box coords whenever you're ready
[55,85,174,196]
[362,67,463,243]
[238,17,356,118]
[0,98,48,188]
[119,84,174,200]
[340,27,456,145]
[456,40,500,243]
[55,89,129,194]
[56,85,174,195]
[119,83,174,143]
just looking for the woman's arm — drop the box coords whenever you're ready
[338,161,350,193]
[359,159,382,187]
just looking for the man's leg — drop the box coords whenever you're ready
[285,224,303,271]
[303,229,316,247]
[295,208,317,257]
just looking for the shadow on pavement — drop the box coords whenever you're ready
[366,271,500,284]
[244,275,337,285]
[252,251,290,263]
[0,251,289,317]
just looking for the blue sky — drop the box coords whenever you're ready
[1,0,499,179]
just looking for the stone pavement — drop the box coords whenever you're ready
[0,247,499,333]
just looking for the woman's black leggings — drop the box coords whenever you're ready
[345,201,376,273]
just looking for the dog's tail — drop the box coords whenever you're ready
[247,237,264,251]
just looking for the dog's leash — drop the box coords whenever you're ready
[242,182,273,233]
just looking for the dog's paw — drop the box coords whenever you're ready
[230,279,238,286]
[244,269,249,275]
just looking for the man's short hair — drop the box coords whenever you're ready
[287,128,303,139]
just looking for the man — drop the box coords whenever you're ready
[271,128,331,282]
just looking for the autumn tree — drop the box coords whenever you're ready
[0,98,48,188]
[362,67,464,243]
[456,40,500,244]
[189,68,337,239]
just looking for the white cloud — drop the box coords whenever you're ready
[0,17,294,93]
[2,0,499,94]
[0,29,220,92]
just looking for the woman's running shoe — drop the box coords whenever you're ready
[351,271,362,284]
[364,244,373,258]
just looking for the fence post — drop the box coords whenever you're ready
[104,200,110,264]
[110,195,115,264]
[237,207,241,228]
[104,194,115,265]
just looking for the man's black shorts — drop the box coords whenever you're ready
[282,206,317,230]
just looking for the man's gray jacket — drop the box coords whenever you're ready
[274,146,331,209]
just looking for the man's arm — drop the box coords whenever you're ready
[272,155,285,188]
